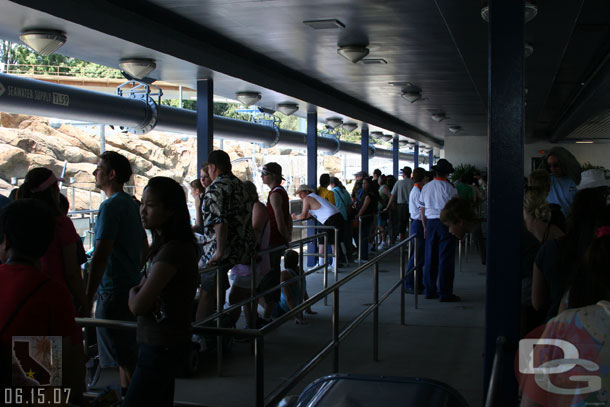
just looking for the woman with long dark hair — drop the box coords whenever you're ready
[355,177,379,262]
[126,177,198,406]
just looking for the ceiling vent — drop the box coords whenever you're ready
[401,90,422,103]
[303,19,345,29]
[361,58,387,65]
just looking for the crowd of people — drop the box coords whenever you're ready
[1,144,607,405]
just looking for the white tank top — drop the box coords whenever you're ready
[308,193,339,224]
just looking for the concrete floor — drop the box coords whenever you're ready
[92,245,487,407]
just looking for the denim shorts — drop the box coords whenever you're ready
[95,292,138,368]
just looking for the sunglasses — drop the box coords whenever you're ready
[261,169,272,176]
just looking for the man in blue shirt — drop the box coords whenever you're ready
[86,151,147,395]
[545,152,579,217]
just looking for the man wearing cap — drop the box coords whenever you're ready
[384,166,413,242]
[293,185,344,266]
[419,159,459,302]
[260,162,293,321]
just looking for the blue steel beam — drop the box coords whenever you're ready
[484,1,523,405]
[413,142,419,169]
[393,135,399,178]
[428,150,434,170]
[361,124,369,174]
[197,79,214,172]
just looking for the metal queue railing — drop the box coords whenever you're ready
[485,336,507,407]
[75,231,418,407]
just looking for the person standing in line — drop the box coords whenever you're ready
[330,177,354,263]
[404,168,428,294]
[292,185,344,266]
[86,151,148,396]
[124,177,198,406]
[260,162,292,323]
[540,147,581,218]
[377,175,391,250]
[419,159,459,302]
[384,166,414,242]
[351,170,367,204]
[195,150,255,322]
[317,173,335,205]
[354,177,379,263]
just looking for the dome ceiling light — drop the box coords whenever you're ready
[20,29,66,56]
[337,45,370,63]
[119,58,157,80]
[398,140,409,147]
[326,117,343,129]
[277,103,299,116]
[342,122,358,132]
[236,91,262,106]
[448,126,462,134]
[431,112,447,122]
[481,1,538,23]
[380,134,394,142]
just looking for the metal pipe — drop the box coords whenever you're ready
[414,238,419,309]
[255,337,264,407]
[216,266,223,376]
[373,262,379,362]
[400,243,405,325]
[0,73,415,160]
[334,228,338,282]
[332,289,339,373]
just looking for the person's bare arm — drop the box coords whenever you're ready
[86,239,114,304]
[420,207,427,238]
[61,242,89,315]
[357,196,371,218]
[293,196,312,221]
[270,192,290,241]
[208,222,228,265]
[193,194,203,230]
[251,203,267,243]
[129,261,176,315]
[531,263,548,311]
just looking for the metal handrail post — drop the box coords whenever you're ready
[414,238,419,309]
[358,216,362,264]
[216,266,223,376]
[249,257,256,331]
[323,234,328,305]
[373,261,379,362]
[459,238,463,272]
[332,289,339,372]
[333,227,339,281]
[255,336,264,407]
[399,243,405,325]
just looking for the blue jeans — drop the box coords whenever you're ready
[359,217,374,260]
[123,343,188,406]
[405,220,425,290]
[423,219,456,298]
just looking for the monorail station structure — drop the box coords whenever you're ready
[0,1,609,406]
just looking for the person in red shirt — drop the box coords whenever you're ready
[0,199,86,404]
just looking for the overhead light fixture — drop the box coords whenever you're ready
[448,126,462,134]
[401,90,422,103]
[20,29,66,56]
[235,91,262,106]
[481,1,538,23]
[575,140,594,144]
[303,19,345,29]
[326,117,343,129]
[337,45,370,63]
[119,58,157,79]
[398,140,409,147]
[431,112,447,122]
[381,134,394,142]
[524,42,534,58]
[277,103,299,116]
[343,122,358,132]
[370,131,383,138]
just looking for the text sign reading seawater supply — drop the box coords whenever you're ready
[0,82,69,106]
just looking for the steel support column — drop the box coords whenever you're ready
[307,111,318,267]
[428,150,434,170]
[413,142,419,169]
[361,124,369,174]
[392,135,399,178]
[484,1,524,404]
[197,79,214,172]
